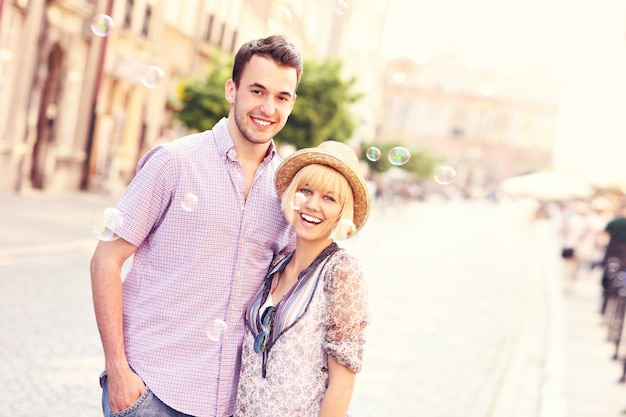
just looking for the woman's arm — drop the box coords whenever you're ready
[318,355,356,417]
[321,251,369,416]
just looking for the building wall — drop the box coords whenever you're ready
[378,55,560,188]
[0,0,389,193]
[0,0,46,191]
[36,1,98,191]
[0,0,100,192]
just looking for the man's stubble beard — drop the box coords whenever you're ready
[233,104,281,146]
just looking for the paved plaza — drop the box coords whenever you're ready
[1,190,626,416]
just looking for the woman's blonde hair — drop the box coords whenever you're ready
[281,164,355,238]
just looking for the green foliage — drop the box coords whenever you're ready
[174,53,232,132]
[361,142,442,178]
[173,54,362,149]
[276,58,362,149]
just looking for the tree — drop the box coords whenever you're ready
[277,58,362,148]
[173,54,362,149]
[173,52,232,133]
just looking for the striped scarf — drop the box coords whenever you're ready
[245,243,341,352]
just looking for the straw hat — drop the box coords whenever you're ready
[275,141,370,232]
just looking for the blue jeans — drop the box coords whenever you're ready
[100,372,193,417]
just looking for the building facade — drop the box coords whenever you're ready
[378,54,561,190]
[0,0,388,193]
[0,0,557,195]
[0,0,106,192]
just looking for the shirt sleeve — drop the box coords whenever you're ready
[109,145,174,247]
[323,250,369,373]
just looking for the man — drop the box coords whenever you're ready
[90,35,301,417]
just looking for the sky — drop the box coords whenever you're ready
[381,0,626,183]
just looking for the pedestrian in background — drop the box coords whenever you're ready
[90,34,301,417]
[559,200,589,292]
[577,197,612,279]
[600,202,626,314]
[235,141,371,417]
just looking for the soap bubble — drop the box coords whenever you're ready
[388,146,411,166]
[292,192,306,210]
[268,5,293,32]
[206,319,228,342]
[331,219,356,240]
[91,14,114,37]
[91,207,124,241]
[433,166,457,185]
[365,147,381,161]
[181,193,198,212]
[141,65,165,89]
[334,0,349,15]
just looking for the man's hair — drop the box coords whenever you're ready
[232,34,303,89]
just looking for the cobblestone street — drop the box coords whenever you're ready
[0,252,102,416]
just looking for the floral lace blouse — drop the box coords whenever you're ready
[235,243,369,417]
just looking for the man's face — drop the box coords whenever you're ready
[226,55,298,146]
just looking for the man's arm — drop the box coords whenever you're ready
[90,237,144,413]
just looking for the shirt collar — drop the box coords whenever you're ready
[213,117,277,163]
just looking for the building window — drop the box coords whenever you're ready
[142,5,152,37]
[451,127,465,138]
[229,30,238,54]
[205,14,215,43]
[218,22,226,49]
[123,0,134,29]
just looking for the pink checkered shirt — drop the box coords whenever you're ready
[109,118,294,416]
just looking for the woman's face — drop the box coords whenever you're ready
[291,183,343,243]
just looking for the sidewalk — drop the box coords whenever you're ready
[0,189,121,260]
[478,213,616,417]
[534,218,626,417]
[564,275,626,417]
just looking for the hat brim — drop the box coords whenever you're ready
[275,148,370,232]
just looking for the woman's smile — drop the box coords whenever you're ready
[300,212,322,225]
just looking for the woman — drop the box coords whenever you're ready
[235,141,371,417]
